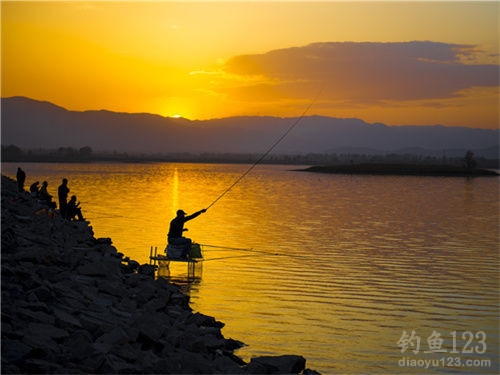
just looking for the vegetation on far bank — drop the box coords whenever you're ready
[2,144,499,169]
[295,163,498,177]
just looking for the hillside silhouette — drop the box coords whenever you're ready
[1,97,498,157]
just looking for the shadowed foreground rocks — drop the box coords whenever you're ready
[1,175,318,374]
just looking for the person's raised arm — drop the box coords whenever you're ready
[184,209,207,222]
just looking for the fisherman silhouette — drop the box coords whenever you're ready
[16,167,26,192]
[66,195,84,221]
[168,208,206,258]
[29,181,40,198]
[58,178,70,219]
[39,181,51,202]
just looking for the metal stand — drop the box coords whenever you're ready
[149,246,159,267]
[149,245,202,282]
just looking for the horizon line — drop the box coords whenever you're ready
[2,95,497,130]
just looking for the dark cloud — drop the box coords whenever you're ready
[223,41,498,103]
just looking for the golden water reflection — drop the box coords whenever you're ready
[2,162,498,374]
[172,168,178,218]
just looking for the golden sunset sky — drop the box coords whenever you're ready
[2,1,499,128]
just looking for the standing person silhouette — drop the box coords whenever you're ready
[16,167,26,192]
[58,178,70,219]
[168,208,206,257]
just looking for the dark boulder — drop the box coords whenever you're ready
[1,340,32,363]
[189,312,225,328]
[247,355,306,374]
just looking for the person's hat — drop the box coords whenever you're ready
[177,209,186,215]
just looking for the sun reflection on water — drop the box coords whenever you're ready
[172,167,178,217]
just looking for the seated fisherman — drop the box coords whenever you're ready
[29,181,40,198]
[168,208,206,257]
[38,181,52,205]
[66,195,84,221]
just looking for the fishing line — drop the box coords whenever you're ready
[198,244,253,251]
[199,243,311,260]
[205,85,324,210]
[201,254,259,262]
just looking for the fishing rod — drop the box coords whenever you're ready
[158,89,323,264]
[205,86,324,210]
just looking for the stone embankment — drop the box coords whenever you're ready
[1,175,318,374]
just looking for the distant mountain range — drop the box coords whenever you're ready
[1,96,498,158]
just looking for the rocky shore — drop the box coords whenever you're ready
[1,175,317,374]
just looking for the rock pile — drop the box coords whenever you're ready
[1,175,316,374]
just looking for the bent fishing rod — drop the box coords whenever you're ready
[205,86,324,211]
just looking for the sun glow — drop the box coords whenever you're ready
[1,1,498,128]
[156,96,196,119]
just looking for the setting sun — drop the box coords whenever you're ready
[1,1,498,127]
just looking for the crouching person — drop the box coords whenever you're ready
[66,195,84,221]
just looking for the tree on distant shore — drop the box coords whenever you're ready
[54,146,92,160]
[1,144,23,160]
[79,146,92,158]
[464,150,476,169]
[57,147,77,157]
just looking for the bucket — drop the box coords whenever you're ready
[190,243,202,259]
[166,244,185,259]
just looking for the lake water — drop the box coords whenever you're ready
[2,162,499,374]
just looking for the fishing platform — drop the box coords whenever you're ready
[149,244,203,281]
[148,242,292,282]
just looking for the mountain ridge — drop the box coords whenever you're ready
[2,96,487,129]
[2,96,498,157]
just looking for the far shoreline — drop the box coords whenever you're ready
[3,160,499,176]
[293,164,499,177]
[0,159,312,167]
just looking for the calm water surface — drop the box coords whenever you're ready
[3,162,499,374]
